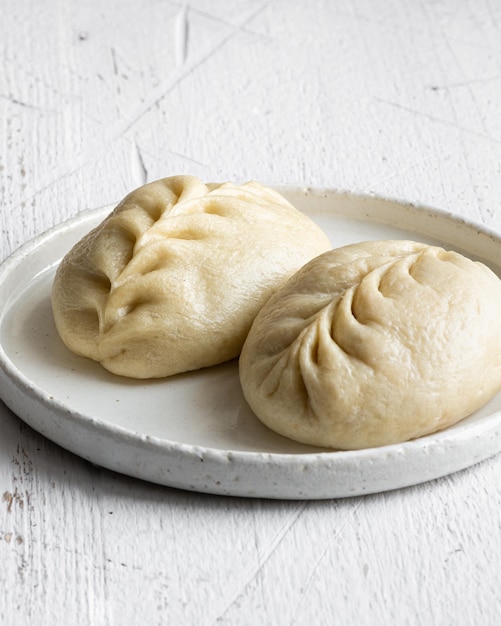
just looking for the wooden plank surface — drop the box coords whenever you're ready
[1,1,501,624]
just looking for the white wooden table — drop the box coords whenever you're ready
[1,1,501,624]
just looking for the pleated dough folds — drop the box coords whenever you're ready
[239,240,501,449]
[51,176,331,378]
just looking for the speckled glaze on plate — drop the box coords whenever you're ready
[1,187,501,499]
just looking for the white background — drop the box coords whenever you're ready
[1,1,500,624]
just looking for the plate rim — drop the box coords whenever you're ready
[1,185,501,497]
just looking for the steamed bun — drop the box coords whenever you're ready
[51,176,330,378]
[239,240,501,449]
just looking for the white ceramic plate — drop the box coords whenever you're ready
[1,187,501,499]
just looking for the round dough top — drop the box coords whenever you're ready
[239,240,501,450]
[51,175,331,378]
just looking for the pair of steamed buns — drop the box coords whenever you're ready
[52,176,501,449]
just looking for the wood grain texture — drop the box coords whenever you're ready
[1,0,501,624]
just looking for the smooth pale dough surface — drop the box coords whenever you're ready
[51,176,331,378]
[239,240,501,450]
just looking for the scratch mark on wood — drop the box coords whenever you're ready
[427,75,500,90]
[111,46,122,126]
[175,3,190,67]
[208,501,308,625]
[0,93,45,111]
[130,140,148,186]
[166,149,209,168]
[439,29,490,137]
[110,47,119,77]
[191,6,271,40]
[290,501,363,624]
[373,97,501,145]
